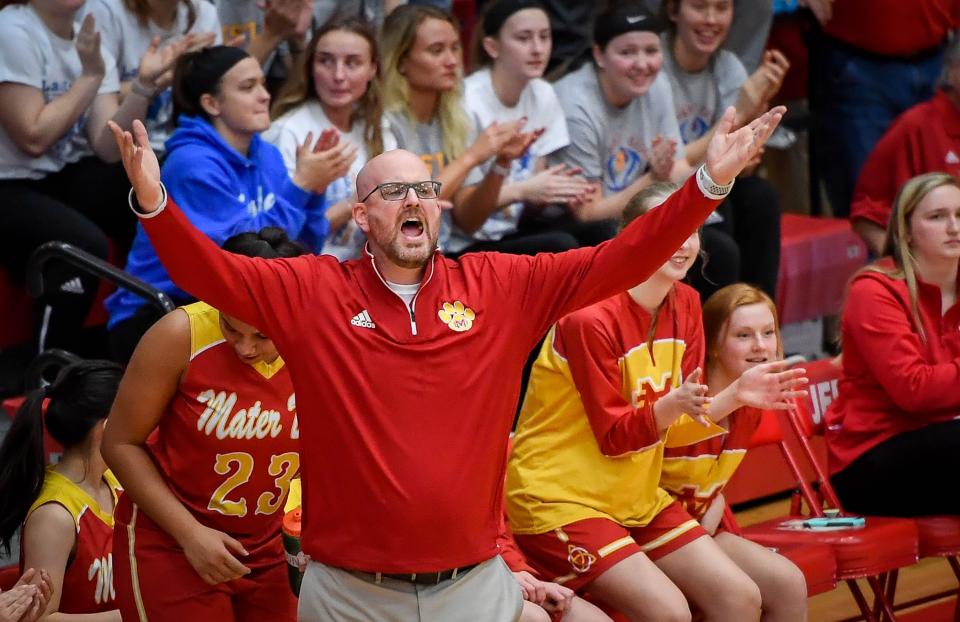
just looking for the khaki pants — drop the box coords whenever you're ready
[298,556,523,621]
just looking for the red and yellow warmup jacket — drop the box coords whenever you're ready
[136,173,722,573]
[660,406,762,520]
[507,286,725,534]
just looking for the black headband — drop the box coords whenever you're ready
[594,5,666,49]
[482,0,546,37]
[183,45,250,103]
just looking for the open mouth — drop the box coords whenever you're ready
[669,254,689,266]
[745,356,769,364]
[400,216,425,239]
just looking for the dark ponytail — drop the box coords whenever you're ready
[222,227,309,259]
[0,360,122,554]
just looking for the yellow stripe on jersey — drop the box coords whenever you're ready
[183,302,286,379]
[28,469,121,530]
[660,449,748,519]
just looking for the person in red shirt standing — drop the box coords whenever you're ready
[103,228,307,622]
[0,361,118,620]
[103,100,783,620]
[851,37,960,256]
[828,172,960,516]
[811,0,956,218]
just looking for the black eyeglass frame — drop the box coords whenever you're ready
[359,181,442,203]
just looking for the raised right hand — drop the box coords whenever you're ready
[76,13,105,78]
[180,525,251,585]
[108,119,163,211]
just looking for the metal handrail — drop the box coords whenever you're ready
[26,241,176,315]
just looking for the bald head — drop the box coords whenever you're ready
[356,149,433,200]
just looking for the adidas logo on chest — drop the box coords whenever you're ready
[350,309,376,329]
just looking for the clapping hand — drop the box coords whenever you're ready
[654,368,712,429]
[76,14,105,79]
[648,134,678,181]
[293,128,358,194]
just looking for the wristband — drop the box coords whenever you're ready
[490,160,511,178]
[130,80,158,100]
[128,183,168,219]
[696,165,734,199]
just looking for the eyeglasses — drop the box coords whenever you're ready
[360,181,442,203]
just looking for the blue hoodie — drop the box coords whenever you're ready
[106,115,328,328]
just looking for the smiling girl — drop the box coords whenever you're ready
[828,172,960,516]
[548,4,692,226]
[660,283,809,622]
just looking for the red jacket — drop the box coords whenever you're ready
[826,262,960,474]
[851,92,960,228]
[138,175,720,572]
[824,0,955,56]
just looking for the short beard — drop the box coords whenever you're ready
[370,221,438,269]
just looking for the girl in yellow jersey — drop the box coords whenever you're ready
[0,361,121,620]
[506,183,807,621]
[660,283,808,621]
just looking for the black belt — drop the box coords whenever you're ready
[351,563,480,586]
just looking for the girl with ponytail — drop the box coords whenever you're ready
[0,360,123,620]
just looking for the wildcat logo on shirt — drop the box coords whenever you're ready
[438,300,475,332]
[605,147,645,193]
[623,338,687,409]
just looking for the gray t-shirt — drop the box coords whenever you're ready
[551,63,683,196]
[660,34,748,145]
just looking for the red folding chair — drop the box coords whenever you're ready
[806,359,960,620]
[721,503,838,597]
[725,380,918,622]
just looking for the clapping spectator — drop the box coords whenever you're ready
[106,46,353,361]
[267,17,393,260]
[659,0,783,299]
[0,0,172,357]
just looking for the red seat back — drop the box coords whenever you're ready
[801,357,843,436]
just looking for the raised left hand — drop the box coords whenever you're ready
[705,105,786,185]
[733,359,808,410]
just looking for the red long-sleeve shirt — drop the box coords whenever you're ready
[137,175,720,572]
[851,92,960,228]
[825,262,960,474]
[823,0,956,56]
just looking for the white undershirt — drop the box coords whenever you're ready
[386,280,420,307]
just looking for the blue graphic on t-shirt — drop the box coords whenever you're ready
[680,116,710,144]
[605,147,644,193]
